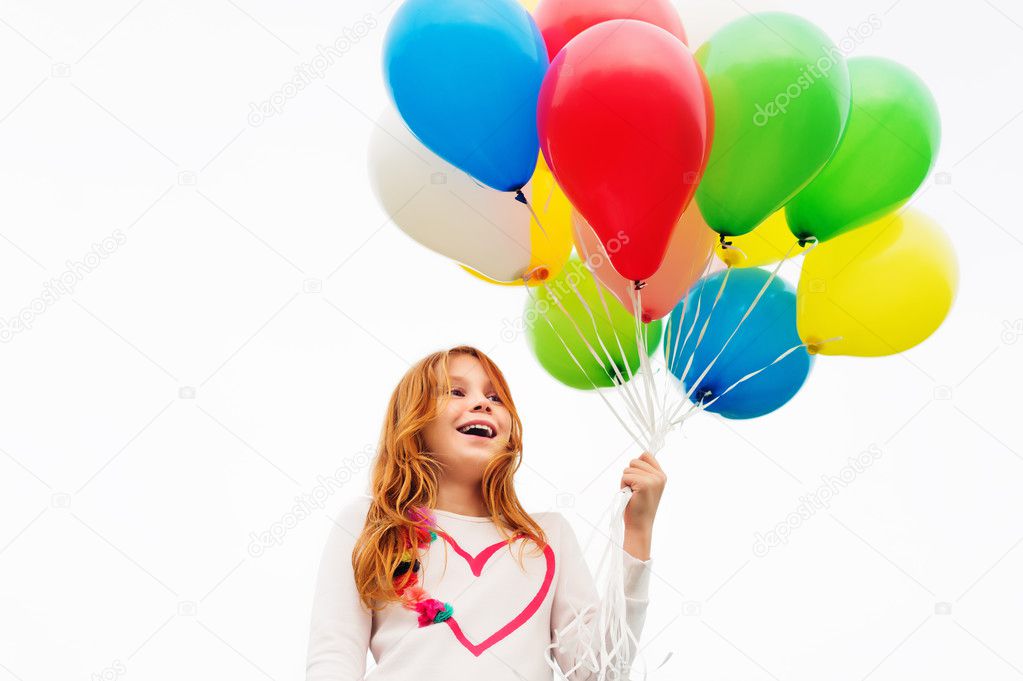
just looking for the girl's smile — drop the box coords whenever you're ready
[421,353,512,476]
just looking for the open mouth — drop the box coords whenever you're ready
[455,422,496,439]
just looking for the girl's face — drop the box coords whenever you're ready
[421,354,512,483]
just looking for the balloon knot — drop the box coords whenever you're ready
[524,266,549,282]
[633,280,647,290]
[513,189,527,205]
[718,233,733,248]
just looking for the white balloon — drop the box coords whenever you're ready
[367,103,538,282]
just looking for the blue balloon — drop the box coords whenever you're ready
[664,268,814,420]
[382,0,549,192]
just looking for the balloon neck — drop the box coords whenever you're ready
[718,233,733,248]
[633,279,646,291]
[641,312,651,324]
[806,343,820,355]
[513,189,527,205]
[524,266,549,282]
[797,235,817,248]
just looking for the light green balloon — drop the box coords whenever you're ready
[695,12,851,237]
[525,257,662,390]
[786,56,941,242]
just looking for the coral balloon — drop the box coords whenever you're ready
[537,19,712,283]
[573,203,717,323]
[533,0,687,61]
[797,210,958,356]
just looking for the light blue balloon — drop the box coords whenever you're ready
[382,0,548,192]
[664,268,813,420]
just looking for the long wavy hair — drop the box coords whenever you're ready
[352,345,548,612]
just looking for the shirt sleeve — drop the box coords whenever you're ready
[306,496,374,681]
[548,512,653,679]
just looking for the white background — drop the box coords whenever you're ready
[0,0,1020,679]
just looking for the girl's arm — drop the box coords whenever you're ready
[622,451,667,561]
[306,497,373,681]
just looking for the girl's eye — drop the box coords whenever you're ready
[449,388,500,403]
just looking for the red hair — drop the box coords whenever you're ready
[352,345,548,611]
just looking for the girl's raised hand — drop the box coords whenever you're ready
[621,451,667,532]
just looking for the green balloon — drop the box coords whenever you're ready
[695,12,851,237]
[786,57,941,242]
[525,257,662,390]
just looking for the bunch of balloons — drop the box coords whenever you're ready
[375,0,957,442]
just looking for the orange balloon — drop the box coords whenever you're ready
[572,202,718,322]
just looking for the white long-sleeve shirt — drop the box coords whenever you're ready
[306,494,653,680]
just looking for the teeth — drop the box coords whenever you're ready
[458,424,493,437]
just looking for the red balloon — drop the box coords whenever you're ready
[533,0,687,61]
[537,20,712,283]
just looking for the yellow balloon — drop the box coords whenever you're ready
[715,210,810,268]
[518,0,539,11]
[797,210,957,357]
[460,154,574,287]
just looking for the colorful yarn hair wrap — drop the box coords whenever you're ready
[393,506,452,627]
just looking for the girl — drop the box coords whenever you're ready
[306,345,666,680]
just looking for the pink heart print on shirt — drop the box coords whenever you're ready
[433,530,555,657]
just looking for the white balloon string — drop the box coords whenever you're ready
[699,342,809,409]
[523,279,650,452]
[666,249,716,391]
[559,268,653,437]
[543,176,556,213]
[541,277,650,442]
[629,285,659,448]
[678,239,805,408]
[572,229,651,439]
[573,227,641,390]
[518,190,550,240]
[660,247,717,445]
[663,265,732,428]
[544,486,650,681]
